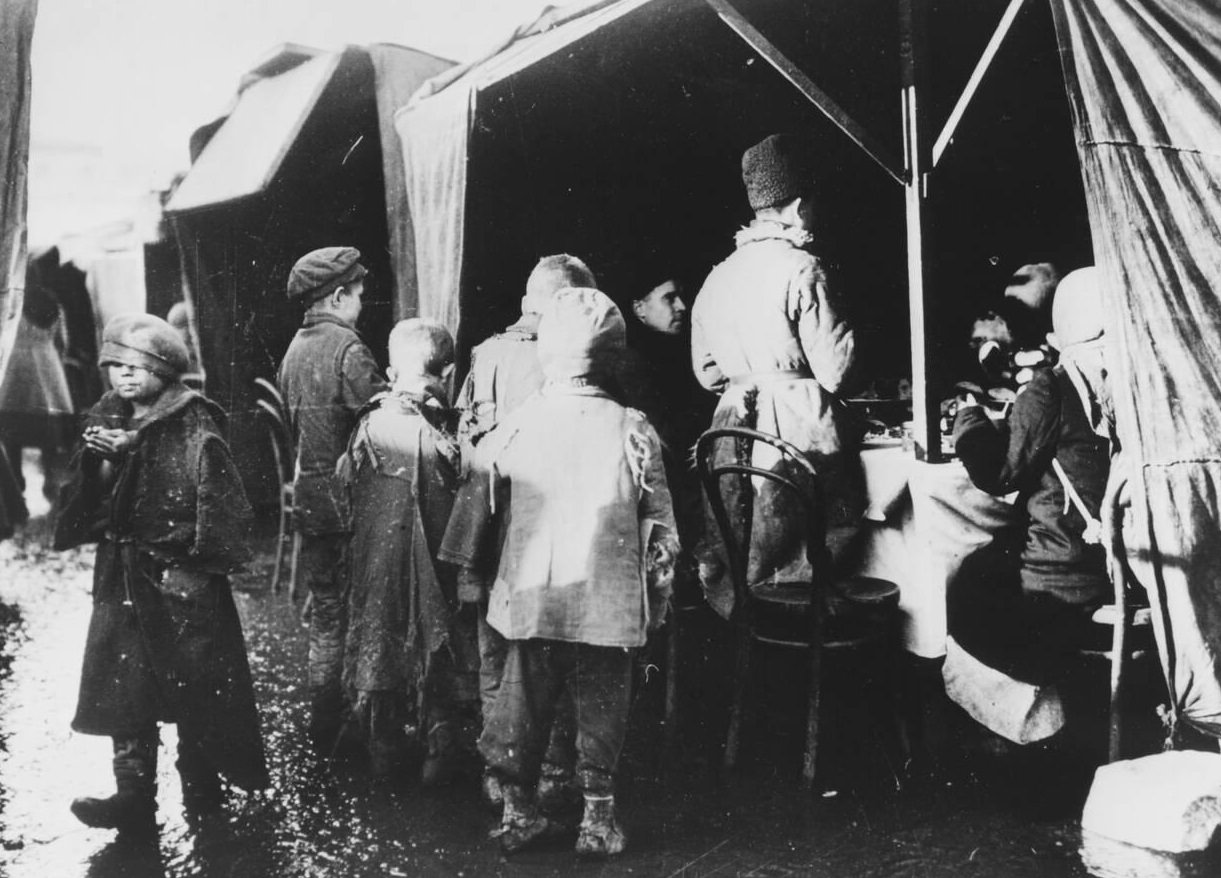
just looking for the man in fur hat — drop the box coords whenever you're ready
[690,133,860,617]
[277,246,386,749]
[55,313,267,835]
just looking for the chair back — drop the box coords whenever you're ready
[255,397,294,486]
[254,377,289,423]
[695,427,829,621]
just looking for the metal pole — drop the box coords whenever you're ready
[899,0,939,462]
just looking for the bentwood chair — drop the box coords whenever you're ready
[1082,469,1155,762]
[254,380,301,598]
[696,427,900,788]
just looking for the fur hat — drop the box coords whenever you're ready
[99,313,190,378]
[741,134,817,211]
[287,246,367,302]
[1051,267,1105,349]
[537,287,626,381]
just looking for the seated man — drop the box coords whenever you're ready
[947,267,1115,742]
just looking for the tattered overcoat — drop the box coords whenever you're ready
[54,385,268,790]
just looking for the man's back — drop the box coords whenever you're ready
[456,317,544,441]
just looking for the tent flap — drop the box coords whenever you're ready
[1052,0,1221,736]
[166,53,341,214]
[0,0,36,387]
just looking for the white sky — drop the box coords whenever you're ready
[28,0,570,244]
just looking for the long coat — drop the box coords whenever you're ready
[54,385,268,790]
[340,387,460,698]
[690,221,860,616]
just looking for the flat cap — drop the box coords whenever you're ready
[741,133,818,211]
[99,313,190,378]
[287,246,367,302]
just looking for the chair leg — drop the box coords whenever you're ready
[271,506,288,593]
[664,612,679,750]
[288,531,303,603]
[803,598,825,790]
[724,623,752,773]
[1108,612,1129,763]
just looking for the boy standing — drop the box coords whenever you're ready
[441,288,677,857]
[340,319,473,781]
[277,246,386,748]
[54,314,267,835]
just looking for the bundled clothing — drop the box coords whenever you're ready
[690,220,859,616]
[950,365,1112,685]
[339,383,475,761]
[454,313,545,447]
[277,309,385,739]
[442,380,676,790]
[53,383,268,791]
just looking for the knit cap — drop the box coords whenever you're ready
[99,313,190,378]
[741,133,817,210]
[537,287,626,381]
[287,246,367,302]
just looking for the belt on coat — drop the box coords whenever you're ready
[726,368,811,387]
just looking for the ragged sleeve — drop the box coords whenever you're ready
[790,257,854,395]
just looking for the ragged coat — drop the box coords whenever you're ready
[440,383,675,649]
[340,386,461,698]
[53,385,268,790]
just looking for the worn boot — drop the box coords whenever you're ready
[481,769,505,811]
[575,794,626,858]
[71,733,158,836]
[421,720,461,787]
[176,735,224,816]
[495,781,551,855]
[535,762,581,824]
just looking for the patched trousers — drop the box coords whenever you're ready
[479,639,633,796]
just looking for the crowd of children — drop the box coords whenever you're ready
[56,244,676,860]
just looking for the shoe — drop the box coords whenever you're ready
[495,782,551,855]
[535,767,581,821]
[70,792,156,836]
[575,794,626,858]
[481,771,505,811]
[420,721,461,787]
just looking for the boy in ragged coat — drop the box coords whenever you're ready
[339,319,476,781]
[54,314,267,836]
[441,287,677,857]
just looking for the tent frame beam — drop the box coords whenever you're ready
[932,0,1029,167]
[704,0,906,187]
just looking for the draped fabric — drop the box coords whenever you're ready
[0,0,37,388]
[396,86,474,335]
[1051,0,1221,737]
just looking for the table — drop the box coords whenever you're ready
[840,441,1019,657]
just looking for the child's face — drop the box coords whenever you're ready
[108,363,168,404]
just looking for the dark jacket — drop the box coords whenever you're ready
[277,311,385,535]
[953,366,1110,605]
[454,314,544,445]
[54,385,268,789]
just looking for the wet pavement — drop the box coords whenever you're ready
[0,453,1206,877]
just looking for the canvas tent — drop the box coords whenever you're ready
[167,43,452,505]
[398,0,1221,737]
[397,0,1093,452]
[0,0,37,389]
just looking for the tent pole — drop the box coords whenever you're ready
[932,0,1029,168]
[704,0,904,187]
[900,0,939,462]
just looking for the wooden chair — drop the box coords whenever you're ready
[1083,469,1155,762]
[253,382,301,599]
[696,427,900,788]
